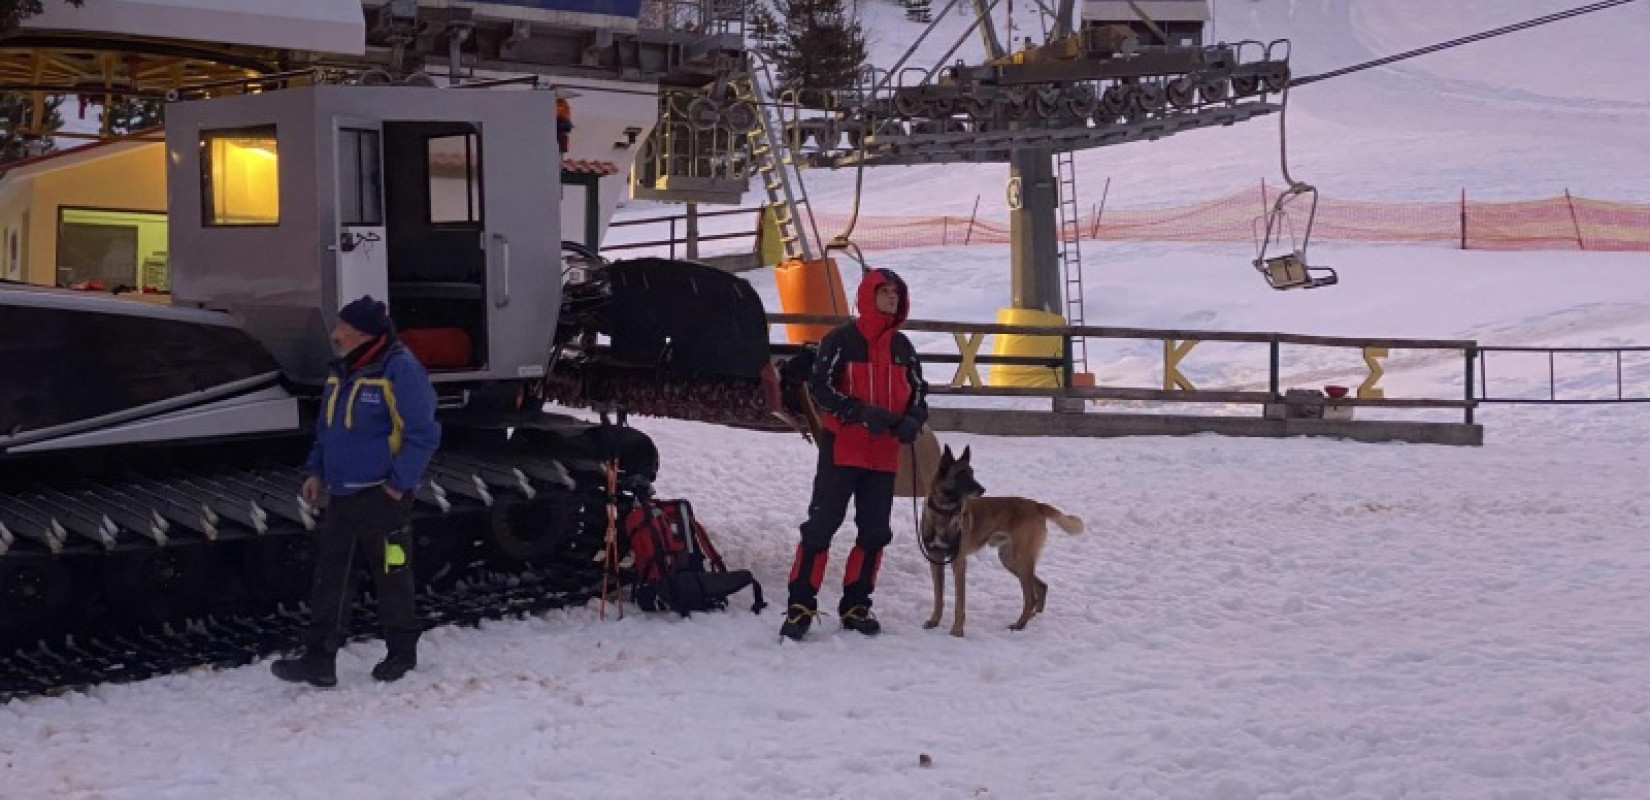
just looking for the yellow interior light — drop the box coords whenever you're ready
[207,133,280,225]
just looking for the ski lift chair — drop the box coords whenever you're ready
[825,233,871,275]
[1253,182,1337,290]
[1258,252,1337,291]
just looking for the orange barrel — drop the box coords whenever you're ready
[988,307,1066,388]
[774,256,849,344]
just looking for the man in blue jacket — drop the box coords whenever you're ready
[273,295,441,687]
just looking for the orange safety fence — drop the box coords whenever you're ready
[798,185,1650,253]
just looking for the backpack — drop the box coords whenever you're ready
[624,498,766,617]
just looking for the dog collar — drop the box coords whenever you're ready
[926,498,960,514]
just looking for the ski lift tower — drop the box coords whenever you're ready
[775,0,1290,380]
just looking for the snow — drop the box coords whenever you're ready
[11,410,1650,799]
[7,1,1650,798]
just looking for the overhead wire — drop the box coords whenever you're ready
[1291,0,1641,88]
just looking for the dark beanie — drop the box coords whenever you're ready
[338,295,390,336]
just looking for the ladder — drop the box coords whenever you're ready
[732,53,824,262]
[1054,148,1088,374]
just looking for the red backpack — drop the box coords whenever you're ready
[624,498,766,617]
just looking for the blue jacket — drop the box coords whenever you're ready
[305,337,441,497]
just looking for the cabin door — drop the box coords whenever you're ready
[380,121,490,372]
[334,122,388,315]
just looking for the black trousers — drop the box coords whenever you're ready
[788,444,895,614]
[304,488,420,653]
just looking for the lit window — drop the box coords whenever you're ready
[201,126,280,226]
[427,133,481,224]
[57,208,168,291]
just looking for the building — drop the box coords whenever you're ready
[1081,0,1210,46]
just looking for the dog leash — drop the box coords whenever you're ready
[909,440,956,567]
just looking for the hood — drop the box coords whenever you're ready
[854,268,909,342]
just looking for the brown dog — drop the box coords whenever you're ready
[919,444,1083,637]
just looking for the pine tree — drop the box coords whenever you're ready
[100,98,165,135]
[0,93,64,162]
[749,2,782,47]
[637,0,699,32]
[759,0,868,109]
[0,0,80,31]
[0,1,85,163]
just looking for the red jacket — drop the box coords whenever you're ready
[809,269,928,472]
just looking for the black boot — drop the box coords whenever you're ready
[271,648,337,688]
[839,544,884,636]
[779,603,819,642]
[372,630,419,682]
[840,606,881,636]
[780,543,828,642]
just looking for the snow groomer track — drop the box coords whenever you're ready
[0,446,626,702]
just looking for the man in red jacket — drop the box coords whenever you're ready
[781,268,928,641]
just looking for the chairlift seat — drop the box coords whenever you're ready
[1259,253,1337,290]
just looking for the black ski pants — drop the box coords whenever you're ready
[788,445,896,614]
[304,488,420,654]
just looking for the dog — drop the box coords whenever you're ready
[919,444,1083,637]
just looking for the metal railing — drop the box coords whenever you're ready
[1477,346,1650,404]
[770,313,1482,425]
[604,205,764,260]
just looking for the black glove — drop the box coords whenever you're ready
[859,405,895,434]
[893,416,921,444]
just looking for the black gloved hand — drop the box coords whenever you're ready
[840,399,864,424]
[859,405,895,434]
[893,416,921,444]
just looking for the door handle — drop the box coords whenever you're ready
[492,232,511,308]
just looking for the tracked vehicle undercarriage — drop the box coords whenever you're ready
[0,82,781,701]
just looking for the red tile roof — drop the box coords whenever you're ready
[428,153,621,177]
[562,159,621,176]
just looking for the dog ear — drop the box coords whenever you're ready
[960,445,971,464]
[939,445,955,470]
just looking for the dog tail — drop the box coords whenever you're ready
[1038,504,1084,535]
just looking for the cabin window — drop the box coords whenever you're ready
[427,132,481,225]
[201,126,280,226]
[56,208,168,291]
[339,128,383,226]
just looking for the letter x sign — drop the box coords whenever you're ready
[951,332,985,387]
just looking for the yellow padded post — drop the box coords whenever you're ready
[988,307,1066,388]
